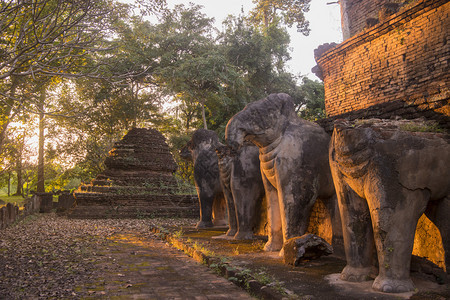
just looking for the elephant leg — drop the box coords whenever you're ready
[335,180,375,282]
[424,196,450,274]
[279,176,318,241]
[223,187,237,237]
[212,194,228,226]
[232,186,256,240]
[196,190,214,228]
[369,188,429,293]
[261,173,283,252]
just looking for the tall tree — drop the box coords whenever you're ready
[36,86,46,193]
[0,0,150,152]
[153,4,241,130]
[13,132,25,196]
[249,0,311,34]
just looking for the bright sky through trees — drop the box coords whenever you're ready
[162,0,342,79]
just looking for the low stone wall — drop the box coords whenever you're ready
[0,196,41,230]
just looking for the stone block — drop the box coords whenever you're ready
[6,203,15,224]
[0,207,5,229]
[57,193,75,212]
[282,234,333,266]
[38,193,54,213]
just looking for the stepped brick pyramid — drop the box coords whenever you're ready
[69,128,198,219]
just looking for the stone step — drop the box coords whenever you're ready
[74,193,197,206]
[79,185,177,194]
[68,205,199,219]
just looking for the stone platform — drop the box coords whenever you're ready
[69,128,198,219]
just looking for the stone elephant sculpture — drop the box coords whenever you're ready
[329,119,450,293]
[226,93,335,253]
[216,142,265,240]
[180,129,227,228]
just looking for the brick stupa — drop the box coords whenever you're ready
[69,128,198,218]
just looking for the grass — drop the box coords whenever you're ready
[0,194,26,208]
[399,122,443,133]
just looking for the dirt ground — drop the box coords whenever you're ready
[0,214,448,299]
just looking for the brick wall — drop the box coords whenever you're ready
[316,0,449,119]
[307,197,344,257]
[341,0,413,39]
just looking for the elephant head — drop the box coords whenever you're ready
[226,93,299,149]
[180,129,220,162]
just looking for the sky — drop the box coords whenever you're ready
[163,0,343,80]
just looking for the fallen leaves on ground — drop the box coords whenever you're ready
[0,213,196,299]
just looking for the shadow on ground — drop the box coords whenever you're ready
[155,225,449,300]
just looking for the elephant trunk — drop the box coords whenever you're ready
[179,145,192,161]
[225,115,246,151]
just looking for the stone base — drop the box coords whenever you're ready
[68,194,199,219]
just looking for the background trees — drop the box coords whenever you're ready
[0,0,324,196]
[249,0,311,34]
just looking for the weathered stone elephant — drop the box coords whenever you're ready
[180,129,227,228]
[329,119,450,293]
[226,93,335,253]
[216,142,265,240]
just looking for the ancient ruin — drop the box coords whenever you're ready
[310,0,450,293]
[70,128,198,219]
[180,129,227,228]
[329,118,449,293]
[314,0,449,131]
[226,93,340,254]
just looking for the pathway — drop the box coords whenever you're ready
[0,214,253,299]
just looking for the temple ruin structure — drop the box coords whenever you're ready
[312,0,449,273]
[69,128,198,219]
[315,0,449,132]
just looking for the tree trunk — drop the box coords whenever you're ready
[7,172,11,197]
[13,134,24,196]
[37,89,46,193]
[14,159,23,196]
[0,77,18,153]
[201,104,207,129]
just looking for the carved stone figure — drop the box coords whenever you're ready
[180,129,227,228]
[226,93,335,253]
[216,142,265,239]
[329,118,450,293]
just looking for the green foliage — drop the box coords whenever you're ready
[249,0,311,35]
[0,194,26,207]
[297,77,326,120]
[399,122,443,133]
[0,0,316,194]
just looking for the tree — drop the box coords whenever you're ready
[0,0,122,81]
[152,4,242,130]
[0,0,169,188]
[297,77,325,120]
[0,0,113,152]
[0,0,167,152]
[219,14,300,100]
[249,0,311,34]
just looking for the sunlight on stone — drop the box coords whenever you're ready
[413,214,446,271]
